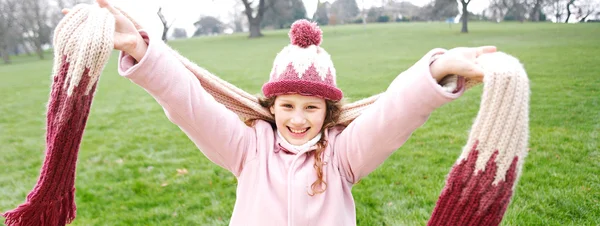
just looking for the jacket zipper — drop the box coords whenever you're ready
[286,148,311,226]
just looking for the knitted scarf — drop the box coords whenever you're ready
[2,4,530,226]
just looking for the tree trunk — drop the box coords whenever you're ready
[162,29,168,42]
[157,7,169,43]
[23,41,34,56]
[554,0,562,22]
[579,13,591,22]
[248,19,263,38]
[461,0,469,33]
[241,0,270,38]
[529,0,541,22]
[565,0,575,23]
[1,45,11,64]
[35,40,44,60]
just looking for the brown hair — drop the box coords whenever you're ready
[247,96,343,195]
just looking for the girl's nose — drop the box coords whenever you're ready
[290,111,307,125]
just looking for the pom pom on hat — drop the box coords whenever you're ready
[289,19,322,48]
[263,19,342,101]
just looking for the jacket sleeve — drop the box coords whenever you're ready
[334,48,465,183]
[117,31,256,177]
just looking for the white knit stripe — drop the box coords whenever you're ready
[478,72,517,173]
[487,71,520,183]
[68,9,95,95]
[488,53,529,184]
[86,9,114,85]
[314,47,335,83]
[290,45,316,79]
[457,52,529,185]
[62,6,89,92]
[498,72,529,185]
[89,9,114,94]
[271,45,334,81]
[511,67,530,188]
[52,5,88,77]
[64,7,90,91]
[479,72,508,156]
[62,20,87,70]
[65,7,91,83]
[468,70,504,173]
[52,4,113,96]
[69,7,99,95]
[460,74,496,161]
[86,8,113,94]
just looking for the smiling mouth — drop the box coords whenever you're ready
[288,126,309,134]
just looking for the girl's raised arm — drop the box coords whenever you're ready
[118,31,257,177]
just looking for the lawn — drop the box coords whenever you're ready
[1,21,598,225]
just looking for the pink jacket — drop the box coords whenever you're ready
[118,32,464,226]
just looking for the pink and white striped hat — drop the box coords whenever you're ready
[262,19,343,101]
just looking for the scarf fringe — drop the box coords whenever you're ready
[3,189,76,226]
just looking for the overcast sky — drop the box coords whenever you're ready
[111,0,489,38]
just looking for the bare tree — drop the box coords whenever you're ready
[565,0,576,22]
[157,7,175,43]
[329,0,360,24]
[1,0,92,62]
[577,0,600,21]
[171,28,188,39]
[546,0,567,22]
[240,0,275,38]
[460,0,471,33]
[17,0,54,60]
[228,0,247,32]
[0,0,18,64]
[529,0,545,21]
[506,0,529,21]
[313,0,330,25]
[193,16,224,36]
[426,0,459,21]
[489,0,556,22]
[262,0,306,29]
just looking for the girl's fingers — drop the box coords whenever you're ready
[97,0,120,15]
[61,8,70,15]
[475,46,497,57]
[468,65,485,81]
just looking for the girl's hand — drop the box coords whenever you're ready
[430,46,497,82]
[62,0,147,61]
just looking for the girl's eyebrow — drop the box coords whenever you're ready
[277,99,323,105]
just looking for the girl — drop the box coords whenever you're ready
[63,1,496,225]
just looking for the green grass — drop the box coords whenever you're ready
[1,22,599,225]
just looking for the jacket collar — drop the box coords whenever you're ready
[275,130,321,154]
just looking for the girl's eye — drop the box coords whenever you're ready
[282,104,293,108]
[306,106,318,109]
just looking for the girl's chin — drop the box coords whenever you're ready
[285,134,312,146]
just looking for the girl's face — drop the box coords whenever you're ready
[270,94,327,146]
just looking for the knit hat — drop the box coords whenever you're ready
[262,19,343,101]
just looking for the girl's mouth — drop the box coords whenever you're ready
[288,126,309,137]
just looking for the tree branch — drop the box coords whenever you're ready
[241,0,254,20]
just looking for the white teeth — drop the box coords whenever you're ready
[289,127,308,134]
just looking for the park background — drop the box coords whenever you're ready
[1,0,599,225]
